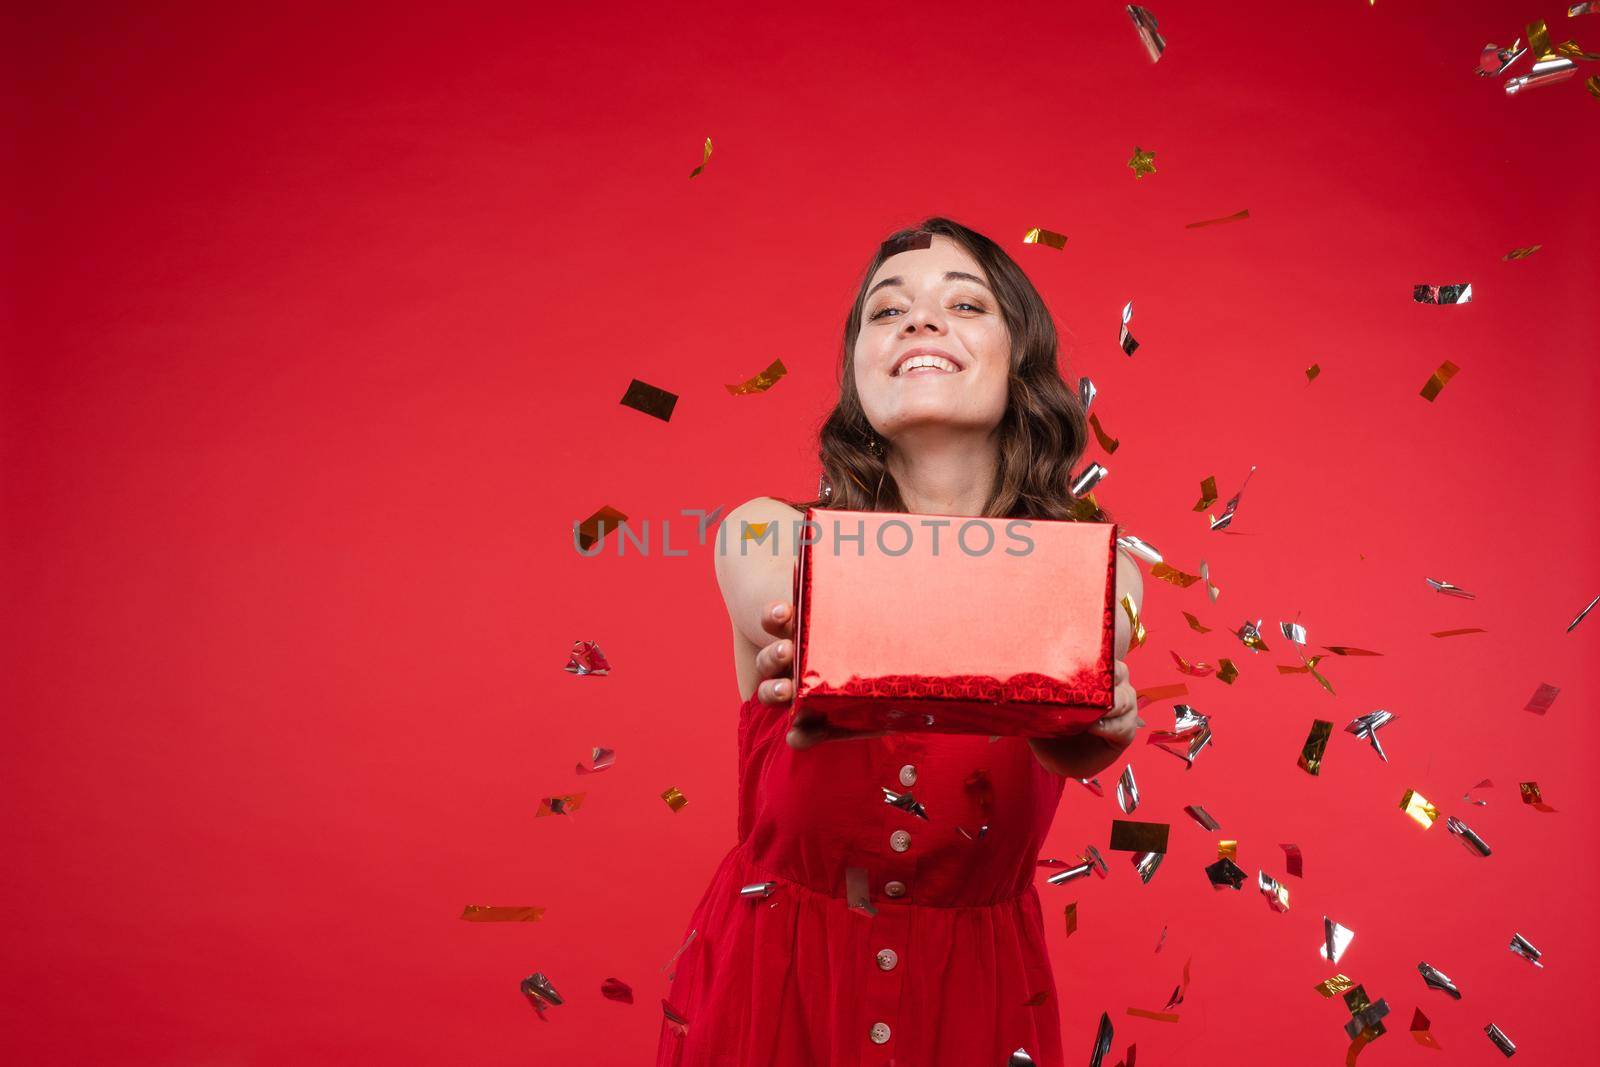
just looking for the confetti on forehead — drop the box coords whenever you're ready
[878,231,933,258]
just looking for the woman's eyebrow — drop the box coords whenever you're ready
[866,271,993,299]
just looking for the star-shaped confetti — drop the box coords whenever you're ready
[1128,146,1157,178]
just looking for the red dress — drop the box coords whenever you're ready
[656,694,1068,1066]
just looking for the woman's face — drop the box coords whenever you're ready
[853,234,1011,443]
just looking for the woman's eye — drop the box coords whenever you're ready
[953,302,984,312]
[869,307,903,320]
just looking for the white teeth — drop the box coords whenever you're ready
[896,355,959,376]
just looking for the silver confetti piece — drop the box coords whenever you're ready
[1234,618,1269,652]
[1077,777,1104,797]
[1568,592,1599,633]
[1116,533,1164,565]
[1425,576,1476,599]
[1446,816,1491,857]
[1484,1022,1517,1057]
[1258,870,1290,912]
[881,786,929,820]
[1126,5,1166,62]
[1085,844,1109,877]
[1148,705,1213,767]
[1478,39,1527,77]
[520,972,563,1018]
[1079,376,1097,413]
[1345,709,1396,762]
[1417,961,1461,999]
[1463,778,1494,805]
[1209,466,1256,532]
[1008,1048,1036,1067]
[1413,283,1473,304]
[660,929,698,979]
[1506,55,1577,94]
[1089,1011,1114,1067]
[1205,856,1246,890]
[1280,620,1308,645]
[1184,804,1220,831]
[1508,932,1542,967]
[1046,861,1095,886]
[1071,462,1109,498]
[1343,997,1389,1039]
[1116,764,1141,813]
[1321,917,1354,963]
[1119,300,1139,356]
[1134,850,1164,884]
[739,881,777,898]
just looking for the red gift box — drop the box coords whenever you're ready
[789,507,1118,737]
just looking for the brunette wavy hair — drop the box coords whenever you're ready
[780,216,1108,522]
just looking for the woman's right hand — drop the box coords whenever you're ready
[754,601,888,749]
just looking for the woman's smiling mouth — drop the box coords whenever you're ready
[891,349,964,376]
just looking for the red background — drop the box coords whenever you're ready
[5,1,1598,1063]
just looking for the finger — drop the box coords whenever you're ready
[755,638,793,681]
[760,602,795,642]
[759,676,794,707]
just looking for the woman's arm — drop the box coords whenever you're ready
[713,497,803,650]
[1027,547,1145,777]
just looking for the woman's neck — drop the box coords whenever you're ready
[884,428,1000,517]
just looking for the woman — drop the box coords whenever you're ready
[657,217,1143,1066]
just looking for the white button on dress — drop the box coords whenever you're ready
[890,830,911,852]
[869,1021,892,1044]
[884,880,907,898]
[898,764,917,787]
[876,947,899,971]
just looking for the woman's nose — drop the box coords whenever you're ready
[901,304,945,333]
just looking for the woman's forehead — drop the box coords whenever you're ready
[869,234,986,289]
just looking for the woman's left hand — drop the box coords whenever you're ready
[1083,658,1138,750]
[1026,659,1138,778]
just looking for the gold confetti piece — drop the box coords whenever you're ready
[1411,1008,1442,1049]
[537,793,586,817]
[1023,226,1068,249]
[1121,593,1147,651]
[1128,146,1157,178]
[1110,819,1170,853]
[1125,1008,1180,1022]
[1430,627,1487,637]
[1524,682,1561,714]
[1234,618,1270,652]
[1170,650,1214,677]
[1182,611,1211,633]
[1088,412,1120,453]
[725,358,787,396]
[1064,902,1078,936]
[1127,4,1166,61]
[575,507,629,553]
[1530,18,1553,57]
[1298,720,1333,775]
[1568,592,1599,632]
[1119,300,1138,356]
[620,378,679,421]
[1400,788,1438,828]
[1193,476,1218,511]
[1185,208,1249,229]
[688,136,712,178]
[1588,73,1600,96]
[1216,658,1238,685]
[743,522,770,540]
[1323,645,1383,656]
[1067,488,1102,522]
[1503,244,1543,260]
[661,786,688,812]
[1316,974,1355,998]
[1150,563,1202,589]
[1135,682,1188,707]
[461,905,546,922]
[1306,363,1321,383]
[1218,839,1237,860]
[1519,781,1557,811]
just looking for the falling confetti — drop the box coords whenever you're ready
[1151,563,1201,588]
[1121,593,1147,651]
[536,793,586,817]
[1258,871,1290,912]
[661,786,689,813]
[576,746,616,774]
[1182,611,1211,633]
[688,137,713,178]
[1110,819,1170,853]
[1209,466,1257,532]
[521,972,563,1019]
[1305,362,1322,383]
[1413,283,1473,305]
[1346,710,1396,761]
[1185,209,1250,228]
[1170,650,1215,677]
[1446,816,1492,857]
[1135,682,1188,707]
[1430,627,1487,638]
[460,905,545,922]
[1568,592,1599,632]
[1425,577,1475,598]
[1323,645,1383,656]
[1216,658,1238,684]
[600,977,634,1004]
[1234,618,1270,653]
[1023,226,1068,249]
[574,509,628,554]
[620,378,679,421]
[1119,300,1139,356]
[1508,932,1543,967]
[1524,682,1561,714]
[1400,788,1439,828]
[1411,1008,1442,1049]
[1184,804,1220,831]
[1298,720,1333,775]
[1419,359,1461,401]
[1503,244,1543,260]
[1089,412,1121,453]
[1116,765,1141,814]
[1519,781,1557,812]
[1127,4,1166,61]
[1418,962,1461,999]
[725,358,788,395]
[1072,461,1109,497]
[1127,146,1157,178]
[1484,1023,1517,1057]
[1281,843,1304,877]
[1192,476,1218,511]
[1320,918,1355,964]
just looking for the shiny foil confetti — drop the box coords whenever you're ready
[1209,466,1256,531]
[600,977,634,1004]
[1258,871,1290,912]
[1065,902,1078,936]
[660,786,688,812]
[1116,765,1141,813]
[1507,56,1579,93]
[1072,461,1109,497]
[1479,39,1528,76]
[1568,592,1599,632]
[1484,1023,1516,1057]
[1524,682,1561,714]
[1127,146,1157,178]
[1503,244,1543,260]
[1321,917,1355,964]
[1150,563,1202,588]
[880,232,933,257]
[1589,72,1600,95]
[1447,816,1491,856]
[1279,654,1336,695]
[1419,359,1461,401]
[1090,1012,1115,1067]
[1193,476,1218,511]
[536,793,586,817]
[620,378,679,421]
[1079,375,1097,411]
[1298,720,1334,775]
[1205,856,1246,890]
[1046,860,1095,886]
[1411,1008,1442,1050]
[1572,2,1600,14]
[1185,208,1250,228]
[1323,645,1382,656]
[1508,932,1542,967]
[1008,1048,1036,1067]
[1127,4,1166,61]
[1068,489,1103,522]
[1400,789,1439,828]
[1413,283,1473,305]
[520,972,563,1019]
[1084,845,1109,877]
[576,746,616,774]
[565,637,612,674]
[1234,618,1270,653]
[1117,534,1163,565]
[1431,627,1487,638]
[724,358,788,396]
[1182,611,1212,633]
[1184,804,1220,831]
[1306,362,1322,383]
[1147,704,1212,767]
[739,881,777,899]
[459,905,546,922]
[845,867,876,916]
[1135,682,1188,707]
[688,136,712,178]
[1519,781,1557,812]
[1126,1007,1180,1022]
[660,928,698,979]
[1078,777,1106,797]
[1199,560,1220,602]
[1170,650,1214,677]
[1464,778,1494,805]
[1425,576,1476,598]
[1089,412,1121,453]
[1023,226,1068,249]
[1281,843,1304,877]
[1119,300,1139,356]
[1316,974,1354,998]
[1111,819,1170,853]
[1281,620,1308,644]
[1121,593,1147,651]
[1417,961,1461,999]
[1216,658,1239,685]
[1346,709,1396,762]
[882,786,930,820]
[661,998,689,1037]
[1134,851,1163,883]
[1217,840,1236,861]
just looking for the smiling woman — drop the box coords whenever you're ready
[657,217,1142,1067]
